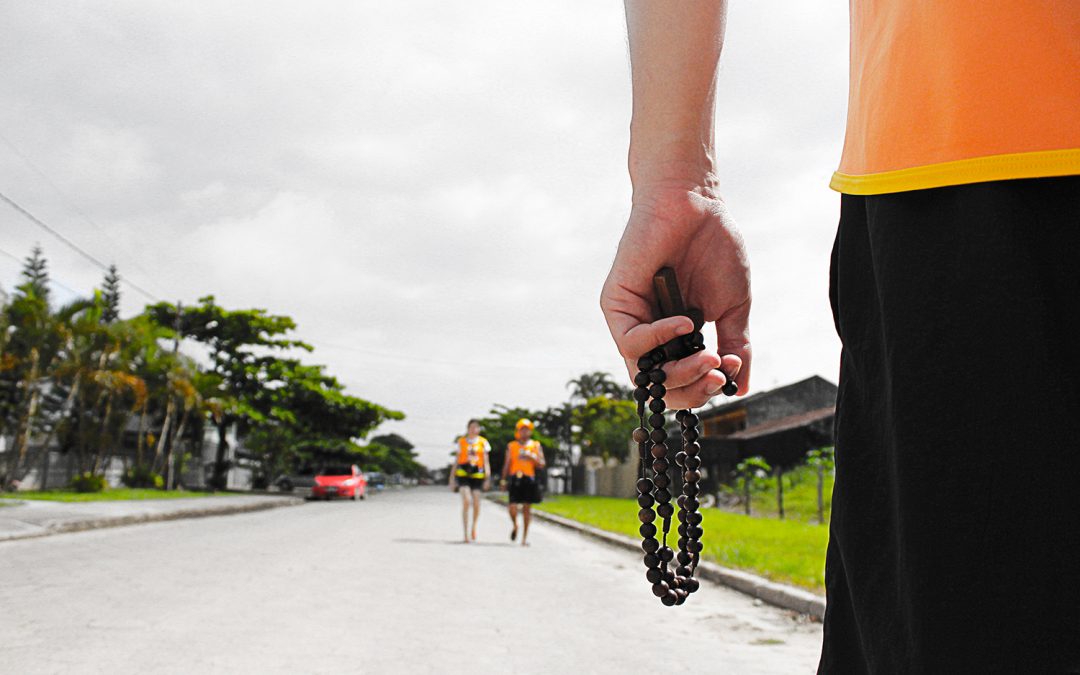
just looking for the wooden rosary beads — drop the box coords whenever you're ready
[632,268,737,606]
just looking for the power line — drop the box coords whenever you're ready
[313,339,596,372]
[0,189,161,302]
[0,131,161,287]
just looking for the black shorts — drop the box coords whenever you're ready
[507,475,541,504]
[455,475,484,491]
[820,176,1080,673]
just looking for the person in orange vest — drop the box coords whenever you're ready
[448,419,491,543]
[602,2,1078,672]
[500,418,546,546]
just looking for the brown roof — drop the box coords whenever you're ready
[725,406,835,441]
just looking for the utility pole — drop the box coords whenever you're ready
[164,301,182,490]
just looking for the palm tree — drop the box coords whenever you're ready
[566,371,632,402]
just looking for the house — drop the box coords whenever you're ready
[697,375,837,487]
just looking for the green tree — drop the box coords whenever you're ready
[566,371,631,403]
[146,297,311,489]
[571,396,638,462]
[101,265,121,324]
[475,405,555,476]
[735,456,771,516]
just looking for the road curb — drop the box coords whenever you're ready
[0,496,304,543]
[494,499,826,620]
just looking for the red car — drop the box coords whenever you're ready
[310,465,367,500]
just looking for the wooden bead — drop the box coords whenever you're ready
[684,483,699,497]
[649,369,666,384]
[674,590,687,605]
[634,386,650,402]
[657,503,674,518]
[634,371,651,387]
[674,451,687,465]
[682,413,699,427]
[652,581,670,598]
[685,456,701,470]
[676,565,692,577]
[650,428,667,443]
[648,399,666,414]
[677,495,688,509]
[639,522,657,538]
[688,526,704,539]
[637,356,654,371]
[642,537,660,554]
[722,380,738,396]
[677,508,688,522]
[658,546,674,562]
[682,428,699,443]
[685,442,701,456]
[684,578,700,593]
[651,459,669,473]
[683,470,701,483]
[688,512,703,525]
[655,488,671,503]
[637,494,654,508]
[650,443,668,459]
[643,553,661,568]
[638,508,656,524]
[675,409,687,422]
[677,523,687,537]
[685,498,699,511]
[649,384,666,399]
[648,413,665,428]
[652,474,669,490]
[688,540,703,553]
[646,567,663,584]
[632,427,649,443]
[677,551,692,566]
[661,591,678,606]
[636,478,652,494]
[677,536,688,550]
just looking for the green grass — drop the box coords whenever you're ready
[536,494,829,592]
[737,464,834,523]
[0,488,224,503]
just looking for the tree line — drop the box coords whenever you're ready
[0,246,423,492]
[472,370,640,475]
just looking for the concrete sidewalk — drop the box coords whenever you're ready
[0,494,303,542]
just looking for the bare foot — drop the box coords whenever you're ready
[471,528,478,541]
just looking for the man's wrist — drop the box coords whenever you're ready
[628,148,719,197]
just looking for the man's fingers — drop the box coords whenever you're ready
[616,315,695,362]
[715,300,751,396]
[662,350,722,389]
[664,369,727,409]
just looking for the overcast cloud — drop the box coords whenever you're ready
[0,1,849,466]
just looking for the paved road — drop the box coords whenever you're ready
[0,487,822,674]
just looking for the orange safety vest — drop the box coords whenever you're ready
[832,0,1080,195]
[507,440,542,478]
[455,436,487,478]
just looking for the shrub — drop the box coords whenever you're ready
[70,472,108,493]
[121,466,164,489]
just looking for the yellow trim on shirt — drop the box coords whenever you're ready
[830,149,1080,196]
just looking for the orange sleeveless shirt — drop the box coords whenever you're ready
[456,436,488,470]
[507,440,542,478]
[832,0,1080,195]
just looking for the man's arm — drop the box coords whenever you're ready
[601,0,751,409]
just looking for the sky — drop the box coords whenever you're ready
[0,1,849,468]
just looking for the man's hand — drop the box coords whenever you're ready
[601,183,750,409]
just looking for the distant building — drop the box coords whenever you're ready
[698,375,837,486]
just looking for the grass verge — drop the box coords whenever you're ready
[0,488,224,503]
[535,495,828,592]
